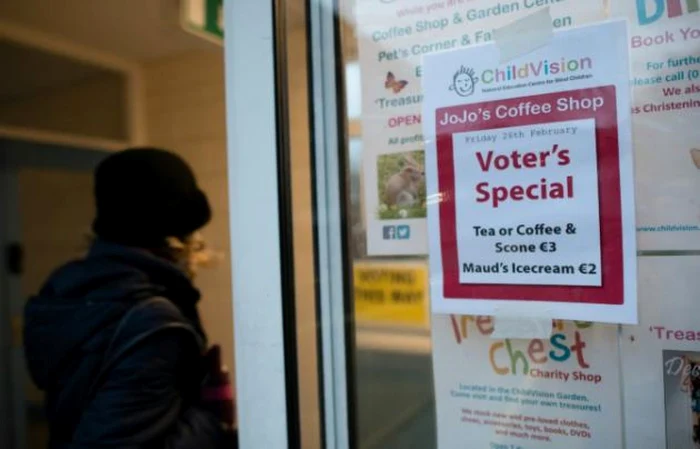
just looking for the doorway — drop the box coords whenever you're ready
[0,138,107,449]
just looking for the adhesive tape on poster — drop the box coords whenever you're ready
[494,7,553,64]
[491,315,553,339]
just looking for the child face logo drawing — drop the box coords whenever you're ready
[450,66,478,97]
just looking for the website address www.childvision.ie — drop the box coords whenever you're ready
[637,224,700,232]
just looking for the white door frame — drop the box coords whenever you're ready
[224,1,294,447]
[224,1,357,447]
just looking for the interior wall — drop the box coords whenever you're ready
[17,168,94,301]
[0,73,128,141]
[141,49,236,375]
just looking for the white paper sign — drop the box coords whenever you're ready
[454,119,602,287]
[432,315,623,448]
[621,256,700,449]
[422,20,638,324]
[611,1,700,251]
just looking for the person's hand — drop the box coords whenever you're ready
[201,345,235,427]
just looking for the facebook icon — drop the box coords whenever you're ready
[383,226,396,240]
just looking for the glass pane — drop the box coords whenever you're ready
[329,1,700,449]
[339,2,436,447]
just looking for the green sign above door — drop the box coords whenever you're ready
[181,0,223,44]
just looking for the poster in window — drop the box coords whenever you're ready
[354,0,606,255]
[421,20,637,324]
[621,256,700,449]
[431,315,623,448]
[611,0,700,250]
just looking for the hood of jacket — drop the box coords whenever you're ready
[23,240,204,392]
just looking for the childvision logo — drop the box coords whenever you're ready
[480,56,594,86]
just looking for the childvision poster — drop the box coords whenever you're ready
[355,0,606,255]
[421,20,637,324]
[612,0,700,250]
[432,315,623,448]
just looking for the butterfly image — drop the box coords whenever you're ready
[385,71,408,94]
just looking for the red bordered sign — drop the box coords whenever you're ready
[436,86,623,305]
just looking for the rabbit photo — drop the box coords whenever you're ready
[377,151,427,219]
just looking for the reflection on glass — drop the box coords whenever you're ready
[341,1,437,448]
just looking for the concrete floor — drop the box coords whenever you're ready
[356,349,437,449]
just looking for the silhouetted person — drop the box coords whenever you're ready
[24,148,236,448]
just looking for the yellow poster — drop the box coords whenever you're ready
[354,261,428,327]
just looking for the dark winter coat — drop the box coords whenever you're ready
[24,241,229,449]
